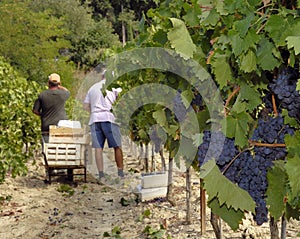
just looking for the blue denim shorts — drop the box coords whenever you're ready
[90,122,122,148]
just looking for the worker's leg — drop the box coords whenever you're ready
[114,146,124,177]
[90,123,106,179]
[95,148,105,178]
[105,122,124,177]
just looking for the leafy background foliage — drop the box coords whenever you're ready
[0,57,41,181]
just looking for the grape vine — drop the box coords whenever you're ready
[101,0,300,235]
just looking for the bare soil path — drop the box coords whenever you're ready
[0,143,299,239]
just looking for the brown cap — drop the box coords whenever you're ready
[48,73,61,84]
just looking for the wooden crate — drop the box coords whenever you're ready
[43,143,85,166]
[49,125,89,144]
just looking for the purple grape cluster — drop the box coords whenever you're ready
[224,150,272,225]
[269,68,300,120]
[191,91,203,111]
[197,130,239,170]
[197,115,294,225]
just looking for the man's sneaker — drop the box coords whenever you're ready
[98,171,105,179]
[118,169,124,178]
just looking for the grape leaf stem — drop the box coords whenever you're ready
[271,94,278,117]
[224,86,240,116]
[248,140,286,147]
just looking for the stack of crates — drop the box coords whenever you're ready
[42,125,90,183]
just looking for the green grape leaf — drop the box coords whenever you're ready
[229,28,259,56]
[165,124,179,139]
[153,29,168,45]
[221,112,251,148]
[285,154,300,197]
[182,2,202,27]
[175,136,197,165]
[208,197,245,231]
[211,54,233,89]
[297,79,300,92]
[234,13,254,38]
[231,94,247,113]
[282,109,299,129]
[265,14,295,46]
[200,159,255,212]
[257,38,281,70]
[230,31,244,56]
[243,29,260,50]
[266,161,287,220]
[153,109,167,128]
[285,131,300,158]
[192,133,204,147]
[285,202,300,220]
[168,18,196,59]
[196,109,211,131]
[239,82,262,112]
[240,50,257,73]
[286,36,300,55]
[181,89,194,109]
[200,8,219,27]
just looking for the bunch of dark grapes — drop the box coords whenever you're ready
[228,115,293,225]
[269,67,300,120]
[251,115,294,161]
[197,132,268,225]
[197,130,239,171]
[224,150,271,225]
[198,116,294,225]
[172,91,187,122]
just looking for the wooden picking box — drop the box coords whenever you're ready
[43,143,84,166]
[42,125,90,183]
[49,125,89,144]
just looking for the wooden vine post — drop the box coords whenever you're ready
[270,217,279,239]
[167,156,175,206]
[200,179,206,235]
[186,166,191,224]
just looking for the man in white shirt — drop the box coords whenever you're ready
[83,70,124,179]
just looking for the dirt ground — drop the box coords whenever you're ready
[0,143,299,239]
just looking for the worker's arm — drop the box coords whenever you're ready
[32,109,41,116]
[58,84,69,91]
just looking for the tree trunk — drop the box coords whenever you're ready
[139,142,144,169]
[159,148,166,172]
[211,212,222,239]
[200,180,206,235]
[151,144,155,172]
[145,144,149,172]
[281,215,286,239]
[270,216,279,239]
[186,166,191,224]
[167,156,175,206]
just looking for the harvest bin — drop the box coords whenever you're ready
[42,125,90,183]
[138,172,168,201]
